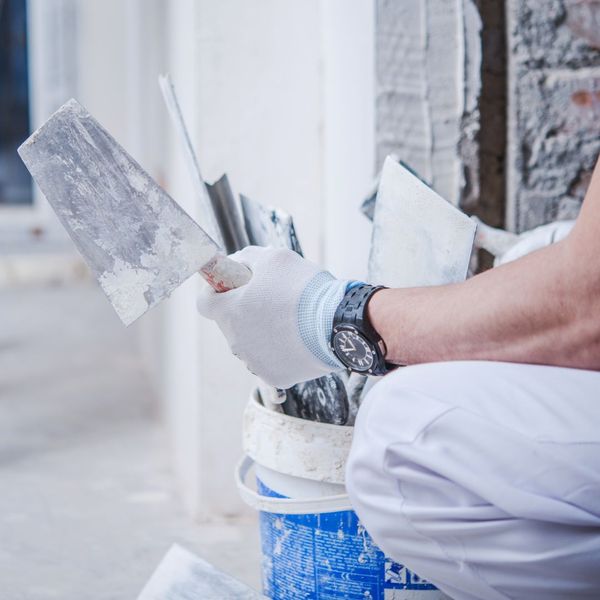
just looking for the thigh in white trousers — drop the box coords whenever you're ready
[346,361,600,600]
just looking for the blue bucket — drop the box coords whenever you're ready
[236,457,449,600]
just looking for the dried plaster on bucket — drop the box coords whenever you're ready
[243,391,353,484]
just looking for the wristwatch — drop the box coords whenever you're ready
[330,283,396,376]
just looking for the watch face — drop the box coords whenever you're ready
[332,328,375,372]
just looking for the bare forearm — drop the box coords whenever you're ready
[368,236,600,370]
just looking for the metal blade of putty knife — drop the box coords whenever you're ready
[18,99,250,326]
[242,193,349,425]
[137,544,264,600]
[369,156,476,288]
[158,74,225,249]
[241,194,303,255]
[348,157,477,421]
[206,174,250,254]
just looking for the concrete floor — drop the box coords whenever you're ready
[0,283,261,600]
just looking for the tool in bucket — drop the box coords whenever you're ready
[241,193,350,424]
[159,74,349,423]
[159,75,289,409]
[157,75,225,250]
[18,99,251,326]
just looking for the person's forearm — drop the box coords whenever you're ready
[367,236,600,370]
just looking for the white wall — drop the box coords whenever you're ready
[160,0,376,519]
[321,0,375,280]
[164,0,327,519]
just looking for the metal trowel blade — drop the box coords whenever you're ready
[241,194,303,255]
[137,544,264,600]
[368,156,476,287]
[18,99,222,326]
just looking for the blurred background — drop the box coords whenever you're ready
[1,0,600,597]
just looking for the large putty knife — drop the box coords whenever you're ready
[347,156,477,418]
[18,99,251,325]
[369,156,476,287]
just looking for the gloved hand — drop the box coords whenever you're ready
[197,246,349,388]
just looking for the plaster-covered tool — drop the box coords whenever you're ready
[160,74,249,254]
[206,174,250,254]
[18,99,251,325]
[242,193,349,425]
[137,544,264,600]
[281,374,349,424]
[241,195,303,255]
[346,157,477,418]
[369,156,476,288]
[158,74,224,249]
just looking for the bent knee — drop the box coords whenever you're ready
[345,366,488,539]
[352,367,454,451]
[345,374,453,545]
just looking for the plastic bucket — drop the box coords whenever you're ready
[237,392,449,599]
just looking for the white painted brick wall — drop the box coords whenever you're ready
[375,0,482,207]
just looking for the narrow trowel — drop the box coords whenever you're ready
[18,99,251,325]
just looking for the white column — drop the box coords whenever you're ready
[320,0,376,280]
[162,0,326,519]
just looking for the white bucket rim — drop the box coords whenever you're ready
[248,388,354,434]
[243,391,353,485]
[236,455,353,515]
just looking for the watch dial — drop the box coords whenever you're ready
[333,329,374,372]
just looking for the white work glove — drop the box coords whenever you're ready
[197,246,349,389]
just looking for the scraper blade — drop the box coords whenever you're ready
[18,99,250,325]
[137,544,264,600]
[369,156,476,287]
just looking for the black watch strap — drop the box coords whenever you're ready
[331,283,395,376]
[334,284,385,342]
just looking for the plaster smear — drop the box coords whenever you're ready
[97,196,219,325]
[243,391,353,484]
[99,258,154,325]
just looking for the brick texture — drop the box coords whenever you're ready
[376,0,474,205]
[375,0,505,230]
[507,0,600,231]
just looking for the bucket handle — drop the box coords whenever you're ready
[235,456,353,515]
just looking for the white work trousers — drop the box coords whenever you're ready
[346,361,600,600]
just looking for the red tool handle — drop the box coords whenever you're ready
[200,253,252,292]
